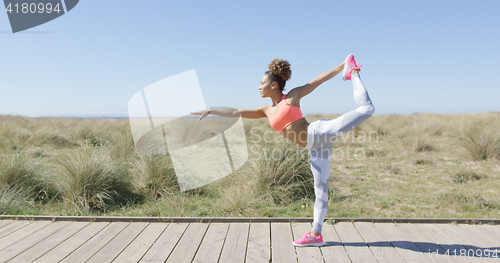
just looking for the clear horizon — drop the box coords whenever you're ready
[1,0,499,117]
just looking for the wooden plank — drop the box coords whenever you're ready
[139,223,189,263]
[335,222,377,263]
[246,223,271,263]
[319,224,350,263]
[456,224,500,261]
[87,222,149,263]
[112,223,169,263]
[291,222,324,263]
[166,223,209,262]
[374,223,431,263]
[219,223,250,263]
[192,223,229,263]
[354,222,403,263]
[9,222,90,263]
[414,224,484,263]
[0,221,70,262]
[0,220,30,239]
[473,224,500,243]
[460,224,500,248]
[35,222,110,263]
[0,220,14,230]
[59,222,129,263]
[271,222,296,263]
[396,223,458,263]
[435,224,498,262]
[0,220,50,251]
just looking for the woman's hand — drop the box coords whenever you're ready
[189,110,210,121]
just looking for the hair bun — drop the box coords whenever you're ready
[268,58,291,81]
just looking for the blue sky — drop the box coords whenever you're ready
[1,0,499,117]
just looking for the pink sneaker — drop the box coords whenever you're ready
[293,231,324,247]
[342,54,362,81]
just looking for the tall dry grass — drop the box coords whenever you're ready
[250,140,314,204]
[131,152,179,200]
[0,186,31,215]
[56,148,136,213]
[459,120,500,161]
[0,153,59,202]
[0,113,499,218]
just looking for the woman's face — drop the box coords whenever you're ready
[259,74,274,97]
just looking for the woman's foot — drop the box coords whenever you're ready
[293,231,324,247]
[342,54,362,81]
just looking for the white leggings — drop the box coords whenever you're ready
[305,74,374,233]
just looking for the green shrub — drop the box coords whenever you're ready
[85,134,106,147]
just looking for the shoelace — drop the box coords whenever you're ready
[351,61,362,72]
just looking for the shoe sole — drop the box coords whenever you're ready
[293,242,324,247]
[341,54,353,81]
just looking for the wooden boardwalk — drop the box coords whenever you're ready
[0,219,499,262]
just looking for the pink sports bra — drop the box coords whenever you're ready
[267,94,304,134]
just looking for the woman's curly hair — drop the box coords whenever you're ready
[266,58,291,92]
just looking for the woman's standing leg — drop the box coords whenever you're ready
[310,146,332,235]
[293,140,330,247]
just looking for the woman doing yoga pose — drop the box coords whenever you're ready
[190,54,375,247]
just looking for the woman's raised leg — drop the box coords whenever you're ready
[321,68,375,139]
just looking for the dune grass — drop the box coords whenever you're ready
[250,139,314,205]
[0,186,32,215]
[0,153,59,202]
[131,152,179,200]
[0,112,499,219]
[56,148,137,213]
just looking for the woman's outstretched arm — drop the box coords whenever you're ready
[290,61,345,99]
[190,106,267,121]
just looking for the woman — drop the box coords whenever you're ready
[190,55,374,247]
